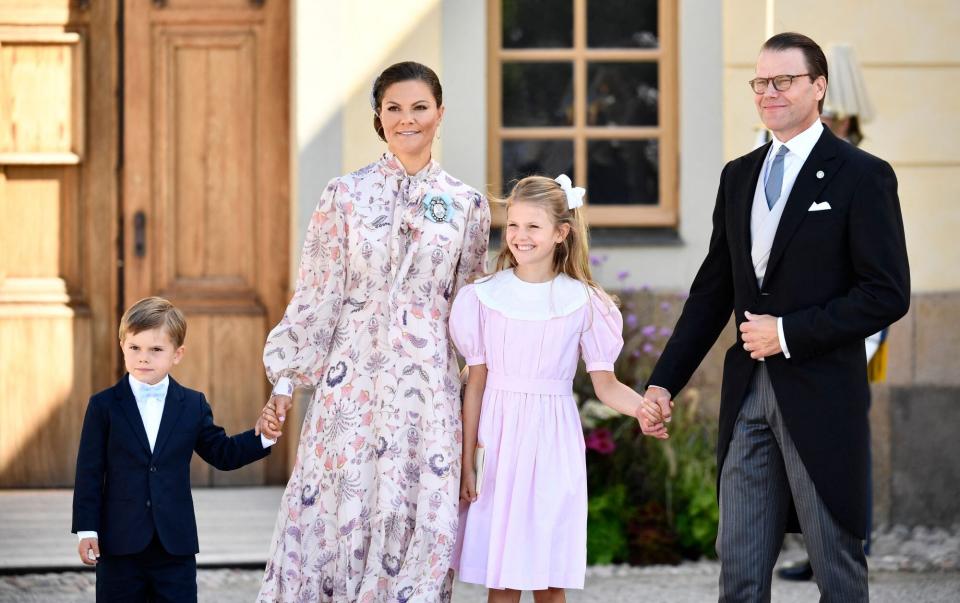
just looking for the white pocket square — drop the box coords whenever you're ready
[808,201,832,212]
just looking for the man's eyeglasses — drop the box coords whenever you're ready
[748,74,811,94]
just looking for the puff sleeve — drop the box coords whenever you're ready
[453,191,491,296]
[263,178,347,393]
[449,285,486,366]
[580,291,625,372]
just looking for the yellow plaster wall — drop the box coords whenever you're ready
[338,1,444,173]
[723,0,960,291]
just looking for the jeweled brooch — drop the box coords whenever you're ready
[422,191,453,224]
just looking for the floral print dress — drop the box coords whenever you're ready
[257,152,490,603]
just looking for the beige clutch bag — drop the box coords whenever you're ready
[474,444,486,496]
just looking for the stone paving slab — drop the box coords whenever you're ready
[3,488,958,601]
[0,488,283,570]
[2,567,959,603]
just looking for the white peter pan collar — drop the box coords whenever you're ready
[474,269,591,320]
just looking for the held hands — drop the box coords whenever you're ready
[255,394,292,440]
[78,537,100,566]
[740,311,782,360]
[643,386,674,425]
[636,396,670,440]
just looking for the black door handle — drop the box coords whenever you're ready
[134,211,147,258]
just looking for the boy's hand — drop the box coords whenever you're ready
[78,538,100,565]
[256,395,290,440]
[460,466,478,503]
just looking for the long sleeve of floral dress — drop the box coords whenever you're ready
[263,178,347,396]
[454,191,491,295]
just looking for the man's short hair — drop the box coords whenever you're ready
[762,32,828,113]
[119,297,187,347]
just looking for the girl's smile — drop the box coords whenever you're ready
[505,203,569,282]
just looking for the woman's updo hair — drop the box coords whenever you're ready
[371,61,443,142]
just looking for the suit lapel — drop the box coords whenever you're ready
[151,377,186,459]
[764,129,841,283]
[116,375,152,455]
[737,144,770,299]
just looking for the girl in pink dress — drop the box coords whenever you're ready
[449,175,667,602]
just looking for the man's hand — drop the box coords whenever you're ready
[740,311,782,360]
[643,386,674,424]
[256,394,292,440]
[78,537,100,566]
[636,397,669,440]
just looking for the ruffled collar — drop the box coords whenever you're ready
[473,269,591,321]
[379,151,442,183]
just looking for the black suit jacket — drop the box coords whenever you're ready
[72,375,270,556]
[649,127,910,538]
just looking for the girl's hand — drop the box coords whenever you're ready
[460,467,478,503]
[77,537,99,566]
[636,397,669,439]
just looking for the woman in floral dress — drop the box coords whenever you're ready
[256,62,490,602]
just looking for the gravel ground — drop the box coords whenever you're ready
[2,565,959,603]
[3,524,957,602]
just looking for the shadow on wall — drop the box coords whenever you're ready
[0,314,91,487]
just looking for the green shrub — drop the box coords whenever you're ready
[576,279,719,564]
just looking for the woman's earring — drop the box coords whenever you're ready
[436,126,441,141]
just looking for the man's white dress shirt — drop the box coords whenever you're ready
[753,118,825,360]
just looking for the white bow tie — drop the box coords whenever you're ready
[139,382,167,400]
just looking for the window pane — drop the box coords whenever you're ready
[502,0,573,48]
[587,0,658,48]
[587,140,659,205]
[503,62,574,127]
[502,140,574,194]
[587,62,658,126]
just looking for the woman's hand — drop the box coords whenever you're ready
[256,394,292,440]
[460,465,478,503]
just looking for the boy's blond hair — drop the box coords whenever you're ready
[119,297,187,347]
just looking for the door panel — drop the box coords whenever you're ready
[0,1,118,487]
[123,0,289,486]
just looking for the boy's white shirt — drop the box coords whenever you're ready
[78,373,274,541]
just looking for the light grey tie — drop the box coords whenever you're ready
[764,145,788,209]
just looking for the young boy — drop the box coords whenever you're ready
[72,297,274,601]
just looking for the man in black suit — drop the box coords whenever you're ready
[72,297,273,602]
[644,32,910,602]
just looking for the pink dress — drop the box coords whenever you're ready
[449,269,624,590]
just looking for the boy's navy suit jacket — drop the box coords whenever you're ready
[72,375,270,556]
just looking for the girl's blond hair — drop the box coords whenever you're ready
[491,176,611,301]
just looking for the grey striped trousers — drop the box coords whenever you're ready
[717,364,868,602]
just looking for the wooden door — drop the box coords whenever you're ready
[123,0,290,486]
[0,0,119,487]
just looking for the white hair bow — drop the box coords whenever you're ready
[554,174,586,210]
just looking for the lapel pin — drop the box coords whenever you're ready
[816,170,825,179]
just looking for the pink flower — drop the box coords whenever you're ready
[585,427,616,455]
